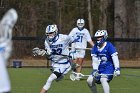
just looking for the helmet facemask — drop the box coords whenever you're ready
[45,25,58,42]
[77,19,85,30]
[94,30,108,47]
[46,32,56,41]
[95,36,106,47]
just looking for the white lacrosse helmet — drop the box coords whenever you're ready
[77,19,85,29]
[94,30,108,38]
[94,30,108,47]
[45,24,58,41]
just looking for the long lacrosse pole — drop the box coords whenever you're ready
[69,47,92,50]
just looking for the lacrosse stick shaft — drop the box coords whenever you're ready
[69,47,92,50]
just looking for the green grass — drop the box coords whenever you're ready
[8,68,140,93]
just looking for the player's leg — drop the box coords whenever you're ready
[87,75,98,93]
[74,50,85,80]
[75,50,85,73]
[76,58,84,73]
[100,77,110,93]
[40,73,57,93]
[40,63,71,93]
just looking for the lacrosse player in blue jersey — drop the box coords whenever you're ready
[32,24,77,93]
[87,30,120,93]
[0,9,18,93]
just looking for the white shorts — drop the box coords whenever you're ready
[52,62,71,75]
[74,50,85,58]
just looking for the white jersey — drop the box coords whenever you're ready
[69,27,92,49]
[44,34,74,64]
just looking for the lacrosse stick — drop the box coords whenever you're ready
[70,72,114,81]
[69,47,92,50]
[70,72,90,81]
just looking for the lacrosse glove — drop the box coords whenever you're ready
[114,68,120,76]
[92,69,99,77]
[32,47,46,56]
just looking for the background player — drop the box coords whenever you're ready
[32,24,76,93]
[0,9,18,93]
[69,18,94,80]
[87,30,120,93]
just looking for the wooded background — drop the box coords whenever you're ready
[0,0,139,60]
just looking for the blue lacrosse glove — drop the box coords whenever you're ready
[92,69,99,77]
[114,68,120,76]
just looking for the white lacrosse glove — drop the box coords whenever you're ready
[92,69,99,77]
[114,68,120,76]
[32,47,46,56]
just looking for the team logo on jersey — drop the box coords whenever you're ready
[50,44,63,48]
[101,56,107,62]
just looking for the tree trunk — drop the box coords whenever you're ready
[87,0,94,37]
[99,0,108,29]
[114,0,129,59]
[134,0,140,58]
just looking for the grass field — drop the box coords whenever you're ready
[8,68,140,93]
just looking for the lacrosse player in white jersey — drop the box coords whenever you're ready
[87,30,120,93]
[32,24,77,93]
[69,18,94,80]
[0,9,18,93]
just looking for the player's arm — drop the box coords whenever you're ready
[108,43,120,76]
[91,54,99,70]
[111,52,120,76]
[112,52,120,69]
[91,54,100,76]
[86,30,94,47]
[32,40,52,56]
[88,40,94,47]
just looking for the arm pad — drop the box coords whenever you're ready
[92,55,100,70]
[112,52,120,69]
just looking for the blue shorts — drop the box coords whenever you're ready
[92,64,114,84]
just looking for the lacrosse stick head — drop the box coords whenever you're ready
[70,72,76,81]
[69,72,88,81]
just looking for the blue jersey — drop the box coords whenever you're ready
[91,42,117,74]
